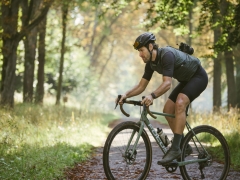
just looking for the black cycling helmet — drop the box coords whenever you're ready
[133,32,156,50]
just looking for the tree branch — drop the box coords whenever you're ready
[16,0,54,42]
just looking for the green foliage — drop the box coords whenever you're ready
[144,0,239,52]
[225,132,240,170]
[0,104,116,179]
[0,143,92,179]
[173,25,190,36]
[145,0,194,29]
[198,0,220,31]
[199,0,239,51]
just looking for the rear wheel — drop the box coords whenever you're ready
[103,121,152,180]
[180,125,230,180]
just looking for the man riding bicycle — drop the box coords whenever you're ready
[117,32,208,165]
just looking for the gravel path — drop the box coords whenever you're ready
[65,118,240,180]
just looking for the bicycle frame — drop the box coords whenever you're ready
[125,104,209,167]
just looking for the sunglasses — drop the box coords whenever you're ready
[133,41,140,49]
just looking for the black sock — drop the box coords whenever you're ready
[171,133,182,151]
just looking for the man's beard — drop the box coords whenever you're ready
[144,54,151,63]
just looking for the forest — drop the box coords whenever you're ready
[0,0,240,179]
[0,0,239,110]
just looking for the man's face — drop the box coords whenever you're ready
[138,46,150,63]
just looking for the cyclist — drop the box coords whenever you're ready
[117,32,208,165]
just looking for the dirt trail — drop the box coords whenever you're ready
[65,118,240,180]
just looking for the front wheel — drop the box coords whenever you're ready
[103,121,152,180]
[180,125,230,180]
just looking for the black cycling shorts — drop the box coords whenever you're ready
[169,65,208,103]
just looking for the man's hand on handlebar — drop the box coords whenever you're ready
[115,94,127,105]
[118,94,127,105]
[115,94,157,119]
[141,95,154,107]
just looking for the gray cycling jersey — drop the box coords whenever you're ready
[150,46,201,82]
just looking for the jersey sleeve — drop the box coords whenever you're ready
[142,63,154,81]
[162,51,175,77]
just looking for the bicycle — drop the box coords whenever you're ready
[103,96,230,180]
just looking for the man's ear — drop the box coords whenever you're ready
[148,43,153,51]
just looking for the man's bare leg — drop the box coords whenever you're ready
[158,93,190,164]
[163,94,190,133]
[163,99,175,131]
[174,93,190,134]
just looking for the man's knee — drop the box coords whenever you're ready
[175,94,190,113]
[175,100,185,113]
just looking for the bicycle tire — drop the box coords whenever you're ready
[180,125,230,180]
[103,121,152,180]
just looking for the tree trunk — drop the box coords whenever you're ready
[1,40,19,107]
[187,1,196,112]
[1,0,20,108]
[212,0,230,111]
[23,27,38,102]
[213,56,222,110]
[236,61,240,108]
[234,46,240,108]
[225,50,237,109]
[56,3,68,105]
[21,0,41,102]
[35,17,47,104]
[213,28,222,111]
[187,0,196,46]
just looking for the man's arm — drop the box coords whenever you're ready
[142,76,172,106]
[152,76,172,98]
[118,78,149,104]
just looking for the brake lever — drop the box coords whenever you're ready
[114,95,122,109]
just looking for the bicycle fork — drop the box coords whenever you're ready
[123,121,145,161]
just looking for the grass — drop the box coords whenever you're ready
[0,103,117,179]
[188,108,240,170]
